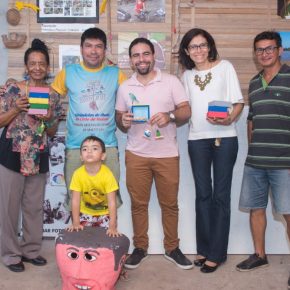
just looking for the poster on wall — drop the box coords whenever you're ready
[58,45,82,120]
[278,0,290,18]
[59,45,82,69]
[43,125,71,237]
[118,32,166,69]
[279,31,290,61]
[37,0,99,23]
[117,0,165,23]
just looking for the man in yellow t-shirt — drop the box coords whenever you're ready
[51,27,126,210]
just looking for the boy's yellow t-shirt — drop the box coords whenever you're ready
[70,164,119,216]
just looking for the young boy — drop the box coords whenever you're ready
[66,136,121,237]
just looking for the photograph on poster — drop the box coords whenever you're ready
[279,31,290,61]
[59,45,82,69]
[37,0,99,23]
[49,135,66,169]
[59,100,68,120]
[117,0,165,23]
[118,32,166,69]
[278,0,290,18]
[43,195,70,225]
[48,134,66,188]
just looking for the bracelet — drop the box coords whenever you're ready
[44,118,58,129]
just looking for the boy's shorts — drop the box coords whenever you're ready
[80,213,110,228]
[239,165,290,214]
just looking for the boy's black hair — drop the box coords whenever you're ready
[80,136,106,153]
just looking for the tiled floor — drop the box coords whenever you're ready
[0,239,289,290]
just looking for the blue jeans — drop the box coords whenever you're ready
[239,165,290,213]
[188,137,238,263]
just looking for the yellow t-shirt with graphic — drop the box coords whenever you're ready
[70,164,119,216]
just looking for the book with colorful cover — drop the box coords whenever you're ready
[208,100,232,108]
[28,86,49,115]
[207,100,232,119]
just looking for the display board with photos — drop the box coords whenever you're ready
[37,0,99,23]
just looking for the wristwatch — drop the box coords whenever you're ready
[169,111,176,122]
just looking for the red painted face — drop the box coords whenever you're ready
[56,244,123,290]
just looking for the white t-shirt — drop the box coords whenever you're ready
[182,60,244,140]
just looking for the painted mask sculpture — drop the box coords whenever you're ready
[55,227,130,290]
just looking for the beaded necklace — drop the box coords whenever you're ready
[194,71,212,91]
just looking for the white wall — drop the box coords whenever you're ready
[117,107,290,254]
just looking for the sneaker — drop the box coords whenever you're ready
[236,254,269,272]
[124,248,148,269]
[164,247,193,270]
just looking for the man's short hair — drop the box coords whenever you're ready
[81,27,107,49]
[128,37,155,57]
[253,31,282,50]
[80,136,106,153]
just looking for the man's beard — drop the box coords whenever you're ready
[135,61,154,75]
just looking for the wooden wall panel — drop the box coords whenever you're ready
[6,0,290,101]
[192,0,289,100]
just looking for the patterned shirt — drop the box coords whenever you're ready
[0,83,62,175]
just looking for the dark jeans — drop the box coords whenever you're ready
[188,137,238,263]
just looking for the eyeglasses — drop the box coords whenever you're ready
[187,43,208,52]
[255,46,279,55]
